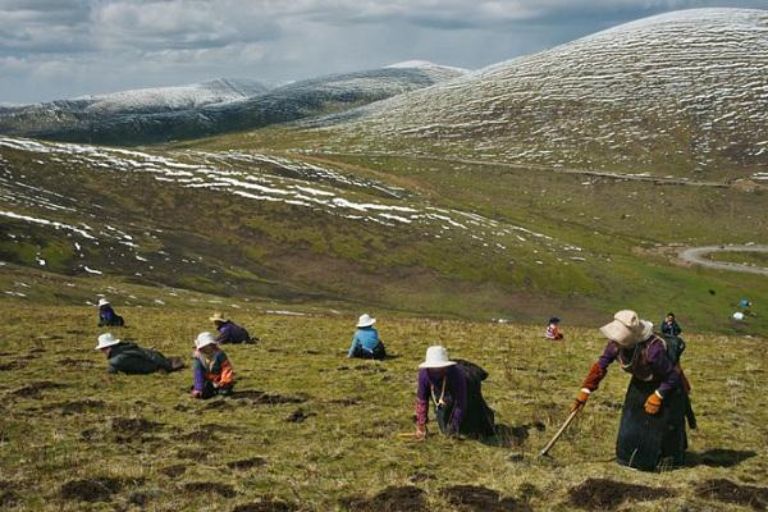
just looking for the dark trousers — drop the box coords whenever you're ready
[617,378,687,471]
[350,343,386,360]
[198,381,234,399]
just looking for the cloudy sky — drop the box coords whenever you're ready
[0,0,765,103]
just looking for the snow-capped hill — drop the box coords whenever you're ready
[78,78,269,114]
[328,8,768,176]
[0,65,464,145]
[386,60,470,78]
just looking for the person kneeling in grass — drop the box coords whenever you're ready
[347,314,386,359]
[414,345,495,440]
[191,332,235,399]
[96,333,184,374]
[210,312,255,344]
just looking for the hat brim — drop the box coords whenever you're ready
[418,360,456,369]
[599,320,638,347]
[95,340,120,350]
[357,319,376,328]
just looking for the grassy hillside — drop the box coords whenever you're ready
[0,303,766,510]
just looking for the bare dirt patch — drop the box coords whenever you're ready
[689,449,757,468]
[694,479,768,510]
[183,481,237,498]
[10,381,66,398]
[227,457,267,470]
[57,357,97,368]
[232,498,296,511]
[59,477,124,502]
[159,464,187,478]
[234,390,308,405]
[442,485,531,512]
[110,417,164,435]
[176,448,210,460]
[341,485,427,511]
[567,478,675,510]
[0,361,25,371]
[43,399,105,415]
[491,422,545,447]
[285,408,315,423]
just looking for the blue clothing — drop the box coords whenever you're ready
[347,327,383,358]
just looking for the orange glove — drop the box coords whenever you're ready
[644,391,663,415]
[571,388,591,412]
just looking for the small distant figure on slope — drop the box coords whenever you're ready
[545,317,564,340]
[191,332,235,399]
[414,345,495,441]
[209,312,255,344]
[97,298,124,327]
[571,310,694,471]
[738,298,753,316]
[95,333,184,374]
[660,312,682,337]
[347,314,386,360]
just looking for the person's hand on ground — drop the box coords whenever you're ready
[191,390,202,399]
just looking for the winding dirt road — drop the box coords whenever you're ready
[679,245,768,276]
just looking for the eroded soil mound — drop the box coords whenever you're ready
[110,417,164,435]
[568,478,674,510]
[442,485,531,512]
[285,408,315,423]
[10,381,66,398]
[43,399,105,415]
[341,485,427,511]
[234,390,308,404]
[227,457,267,470]
[695,479,768,510]
[60,477,123,502]
[159,464,187,478]
[183,481,237,498]
[232,498,296,511]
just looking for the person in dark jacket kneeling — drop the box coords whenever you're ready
[414,345,495,440]
[191,332,235,399]
[210,312,254,344]
[572,310,690,471]
[97,298,124,327]
[96,333,183,374]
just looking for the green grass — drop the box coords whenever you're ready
[0,304,766,510]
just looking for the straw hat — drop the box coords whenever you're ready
[356,314,376,328]
[195,332,218,350]
[419,345,457,369]
[97,298,110,307]
[599,310,653,347]
[209,312,228,323]
[95,333,121,350]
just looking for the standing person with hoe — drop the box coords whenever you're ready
[569,310,689,470]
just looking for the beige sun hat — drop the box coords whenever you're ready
[95,333,121,350]
[209,312,228,323]
[356,313,376,328]
[599,310,653,347]
[195,331,218,350]
[97,298,110,307]
[419,345,457,369]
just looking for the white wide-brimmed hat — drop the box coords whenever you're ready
[599,310,653,347]
[195,331,218,350]
[419,345,457,369]
[97,298,110,307]
[356,314,376,328]
[95,333,121,350]
[732,311,745,321]
[209,312,227,323]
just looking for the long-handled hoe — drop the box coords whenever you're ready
[539,406,581,457]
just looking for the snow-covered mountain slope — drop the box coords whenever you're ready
[0,63,466,146]
[322,9,768,176]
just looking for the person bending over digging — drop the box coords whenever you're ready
[191,332,235,399]
[571,310,690,471]
[414,345,495,440]
[347,314,386,359]
[97,298,124,327]
[210,312,254,344]
[95,333,184,374]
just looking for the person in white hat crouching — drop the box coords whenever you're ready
[97,298,124,327]
[191,332,235,399]
[95,333,184,374]
[414,345,495,441]
[570,309,693,471]
[347,314,386,360]
[209,312,255,344]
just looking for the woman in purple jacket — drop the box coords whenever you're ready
[414,346,495,440]
[572,310,689,471]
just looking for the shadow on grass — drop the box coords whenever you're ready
[481,423,546,448]
[687,449,757,468]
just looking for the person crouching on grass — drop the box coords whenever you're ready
[414,345,495,441]
[191,332,234,399]
[347,314,386,359]
[545,316,564,340]
[571,310,688,471]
